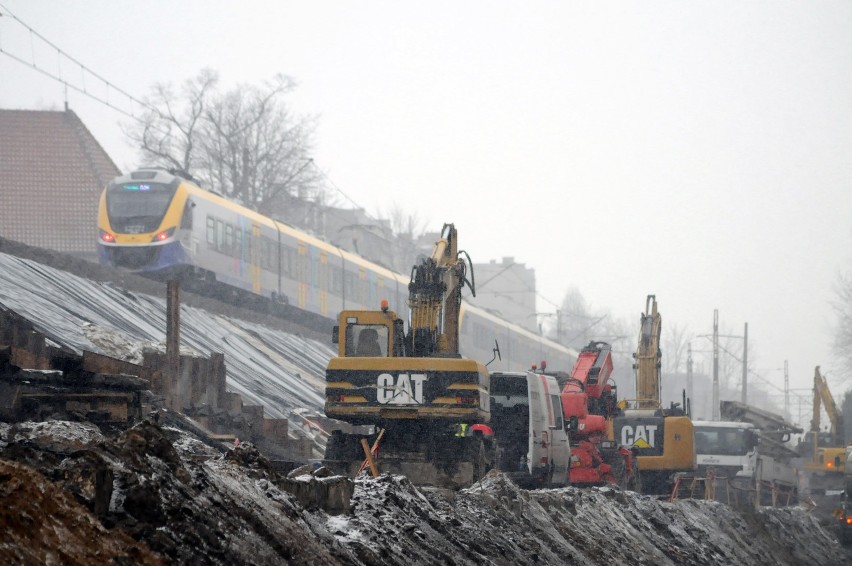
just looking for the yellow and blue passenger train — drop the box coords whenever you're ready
[97,168,576,372]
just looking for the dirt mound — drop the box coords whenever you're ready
[1,420,343,565]
[1,418,851,565]
[0,459,161,565]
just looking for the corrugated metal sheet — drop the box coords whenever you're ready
[0,252,333,419]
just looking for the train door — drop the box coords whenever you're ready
[250,223,261,294]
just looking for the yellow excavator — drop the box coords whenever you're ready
[322,224,493,488]
[612,295,695,494]
[801,366,846,494]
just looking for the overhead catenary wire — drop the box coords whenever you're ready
[0,2,155,117]
[697,335,810,402]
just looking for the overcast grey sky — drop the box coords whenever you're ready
[1,1,851,407]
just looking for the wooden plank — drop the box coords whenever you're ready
[82,350,145,378]
[360,438,380,478]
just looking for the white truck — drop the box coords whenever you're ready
[694,401,802,506]
[694,421,797,492]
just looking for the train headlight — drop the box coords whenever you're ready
[152,227,176,242]
[99,230,115,243]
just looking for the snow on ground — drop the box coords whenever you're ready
[3,420,106,451]
[333,470,850,566]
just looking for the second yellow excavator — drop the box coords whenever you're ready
[800,366,846,494]
[612,295,695,494]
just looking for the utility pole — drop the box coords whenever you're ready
[166,279,181,412]
[742,322,748,405]
[784,360,790,422]
[687,342,694,412]
[713,309,719,421]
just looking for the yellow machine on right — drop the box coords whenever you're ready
[801,366,846,495]
[612,295,696,494]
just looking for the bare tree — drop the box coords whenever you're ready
[557,287,631,354]
[557,287,599,349]
[124,69,219,174]
[380,203,429,240]
[124,70,321,213]
[200,75,321,213]
[664,323,691,375]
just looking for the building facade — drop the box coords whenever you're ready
[0,108,119,260]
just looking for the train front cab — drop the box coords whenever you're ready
[98,170,193,273]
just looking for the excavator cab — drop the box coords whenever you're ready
[332,307,406,358]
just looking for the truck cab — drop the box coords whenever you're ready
[694,420,759,481]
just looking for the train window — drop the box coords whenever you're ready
[106,181,177,223]
[344,272,356,298]
[297,252,307,283]
[259,238,270,269]
[225,224,234,252]
[281,246,293,277]
[318,258,328,291]
[269,238,277,270]
[206,216,215,246]
[356,270,367,305]
[216,220,225,251]
[235,229,243,259]
[376,276,384,301]
[330,265,342,295]
[473,322,488,349]
[309,250,318,284]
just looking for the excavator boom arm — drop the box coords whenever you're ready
[812,366,845,445]
[407,223,471,356]
[634,295,662,405]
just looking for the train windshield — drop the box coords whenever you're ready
[694,426,751,456]
[106,182,178,233]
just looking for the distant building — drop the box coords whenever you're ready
[471,257,538,334]
[0,108,119,260]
